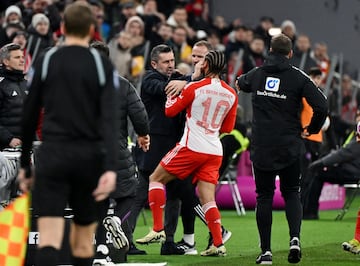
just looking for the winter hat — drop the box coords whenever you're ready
[5,5,22,19]
[31,13,50,28]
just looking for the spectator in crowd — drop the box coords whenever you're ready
[305,109,360,220]
[157,22,173,44]
[248,35,266,67]
[17,3,118,265]
[88,0,106,41]
[26,13,54,63]
[225,25,249,60]
[124,15,147,86]
[168,25,192,65]
[236,33,327,264]
[290,33,317,73]
[90,40,150,265]
[0,5,23,46]
[128,44,184,254]
[138,0,165,38]
[253,16,274,50]
[137,49,238,257]
[116,1,138,33]
[167,5,196,40]
[312,42,330,86]
[185,0,212,34]
[21,0,61,33]
[207,29,225,52]
[0,21,25,50]
[98,0,123,41]
[108,30,132,79]
[225,25,254,86]
[281,19,297,46]
[211,15,241,44]
[339,74,358,124]
[10,30,32,73]
[0,43,26,205]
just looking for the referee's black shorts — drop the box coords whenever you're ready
[32,141,107,225]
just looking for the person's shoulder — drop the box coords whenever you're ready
[143,69,165,80]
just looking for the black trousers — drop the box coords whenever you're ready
[305,166,359,215]
[253,159,302,252]
[165,177,198,242]
[127,169,150,244]
[96,196,135,246]
[300,139,322,210]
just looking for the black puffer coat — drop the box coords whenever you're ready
[110,76,149,199]
[0,68,27,149]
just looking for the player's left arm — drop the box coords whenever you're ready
[220,96,238,133]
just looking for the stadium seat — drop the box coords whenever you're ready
[335,180,360,221]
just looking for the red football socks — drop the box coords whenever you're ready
[148,181,165,232]
[203,201,223,247]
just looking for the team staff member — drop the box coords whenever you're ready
[236,33,327,265]
[129,44,184,253]
[0,43,27,204]
[18,3,118,266]
[89,41,150,264]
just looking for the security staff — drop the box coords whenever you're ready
[236,33,327,265]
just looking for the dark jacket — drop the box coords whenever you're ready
[26,27,54,63]
[21,46,118,172]
[237,53,328,170]
[320,137,360,177]
[289,49,317,73]
[111,76,149,199]
[0,68,27,149]
[136,69,184,172]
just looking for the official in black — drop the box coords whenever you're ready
[236,33,327,265]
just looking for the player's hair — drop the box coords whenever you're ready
[204,50,226,76]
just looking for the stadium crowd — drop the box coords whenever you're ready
[0,0,359,265]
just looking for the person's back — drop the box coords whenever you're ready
[236,33,327,265]
[18,3,118,266]
[238,40,327,171]
[167,77,237,155]
[39,46,112,142]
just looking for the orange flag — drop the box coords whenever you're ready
[0,193,30,266]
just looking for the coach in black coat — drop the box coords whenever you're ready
[111,76,149,199]
[136,68,183,172]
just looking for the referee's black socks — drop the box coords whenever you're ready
[72,256,93,266]
[36,246,59,266]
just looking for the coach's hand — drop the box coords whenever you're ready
[93,171,116,201]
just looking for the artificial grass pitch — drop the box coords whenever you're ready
[126,196,360,265]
